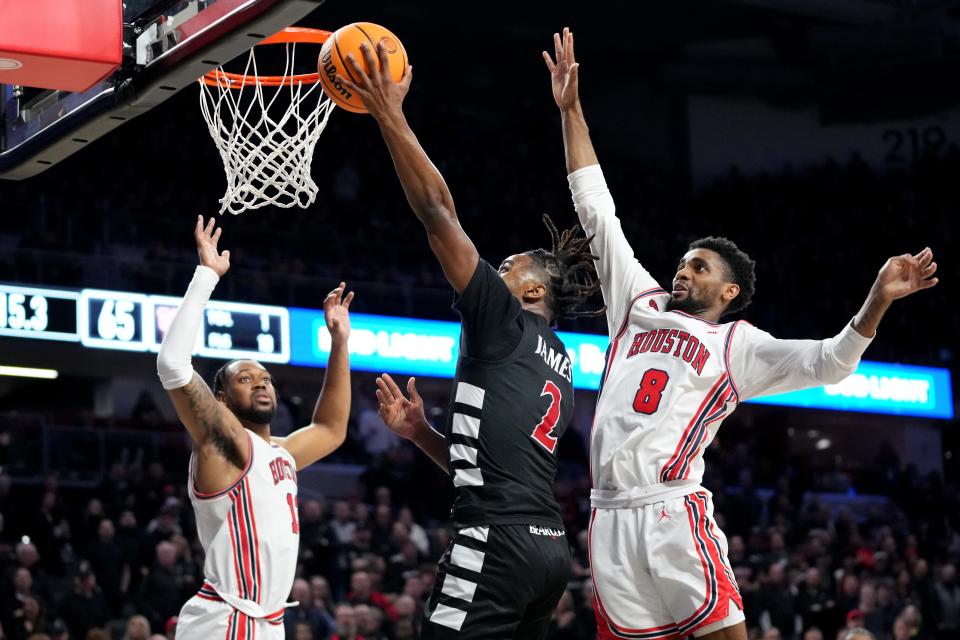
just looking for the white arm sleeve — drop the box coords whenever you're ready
[568,165,663,336]
[730,319,874,401]
[156,266,219,390]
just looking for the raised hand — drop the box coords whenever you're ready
[323,282,354,343]
[543,27,579,111]
[194,215,230,277]
[375,373,428,441]
[873,247,939,302]
[340,41,413,121]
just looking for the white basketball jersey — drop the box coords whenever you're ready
[188,431,300,616]
[568,165,872,493]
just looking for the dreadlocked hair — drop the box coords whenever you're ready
[526,214,605,321]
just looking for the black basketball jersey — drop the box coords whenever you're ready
[444,259,574,529]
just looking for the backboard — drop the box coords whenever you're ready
[0,0,325,179]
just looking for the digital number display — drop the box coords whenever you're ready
[78,290,152,351]
[0,285,79,341]
[199,301,289,363]
[151,296,289,363]
[0,280,952,420]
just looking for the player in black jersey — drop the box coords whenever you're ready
[341,43,601,638]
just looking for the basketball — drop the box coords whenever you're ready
[318,22,408,113]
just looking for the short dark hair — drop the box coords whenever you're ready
[688,236,756,315]
[526,215,604,321]
[212,359,243,396]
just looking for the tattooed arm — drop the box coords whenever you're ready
[167,374,250,491]
[157,217,250,493]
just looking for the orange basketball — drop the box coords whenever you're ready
[318,22,408,114]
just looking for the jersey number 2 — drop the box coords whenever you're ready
[286,493,299,534]
[633,368,670,414]
[530,380,562,454]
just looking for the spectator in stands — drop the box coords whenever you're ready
[331,501,356,546]
[355,398,399,460]
[57,562,109,640]
[797,567,835,637]
[347,570,396,622]
[354,603,386,640]
[757,562,797,638]
[300,499,334,578]
[6,595,46,640]
[86,519,130,615]
[898,605,925,640]
[137,541,184,631]
[892,615,911,640]
[385,538,421,594]
[30,489,68,576]
[837,574,861,622]
[872,580,899,634]
[309,575,337,630]
[143,497,180,552]
[13,543,52,607]
[331,603,362,640]
[284,578,330,640]
[934,563,960,639]
[370,505,394,556]
[123,614,151,640]
[396,507,428,557]
[2,568,37,632]
[392,616,417,640]
[75,499,105,551]
[291,620,315,640]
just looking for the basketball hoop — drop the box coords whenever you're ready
[199,27,336,215]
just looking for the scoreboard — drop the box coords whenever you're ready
[0,281,952,419]
[1,283,288,362]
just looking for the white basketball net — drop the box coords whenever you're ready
[199,42,336,215]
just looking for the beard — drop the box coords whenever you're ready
[665,290,709,315]
[230,402,277,425]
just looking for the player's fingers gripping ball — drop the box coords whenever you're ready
[318,22,407,113]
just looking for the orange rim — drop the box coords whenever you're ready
[201,27,332,88]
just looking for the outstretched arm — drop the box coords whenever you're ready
[157,217,250,492]
[545,28,663,333]
[376,374,448,472]
[733,248,939,400]
[342,42,478,293]
[852,247,938,337]
[544,27,597,174]
[276,283,353,470]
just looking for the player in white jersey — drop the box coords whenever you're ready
[544,28,940,640]
[156,217,354,640]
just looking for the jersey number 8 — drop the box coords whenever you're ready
[633,368,670,415]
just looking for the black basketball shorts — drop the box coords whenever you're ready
[420,523,571,640]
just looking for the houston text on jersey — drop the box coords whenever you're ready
[625,328,711,375]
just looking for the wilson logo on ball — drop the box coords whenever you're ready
[320,49,352,100]
[379,37,398,54]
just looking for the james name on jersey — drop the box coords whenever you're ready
[625,326,712,376]
[535,334,572,382]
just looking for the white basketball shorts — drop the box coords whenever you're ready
[589,489,744,639]
[176,586,285,640]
